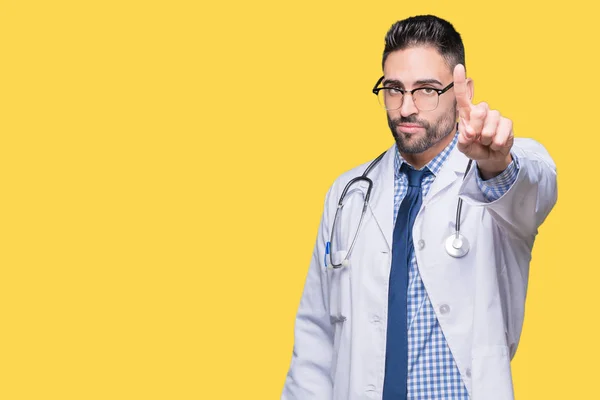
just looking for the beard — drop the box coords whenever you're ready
[387,104,457,154]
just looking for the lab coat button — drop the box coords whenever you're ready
[439,304,450,314]
[370,315,381,324]
[365,384,376,393]
[417,239,425,250]
[466,368,472,378]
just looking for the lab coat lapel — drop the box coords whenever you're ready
[362,145,396,250]
[424,145,471,204]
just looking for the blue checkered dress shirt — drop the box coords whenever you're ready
[392,132,519,399]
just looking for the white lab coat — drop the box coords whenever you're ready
[282,138,557,400]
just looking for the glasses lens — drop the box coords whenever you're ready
[377,88,440,111]
[377,89,402,110]
[413,89,439,111]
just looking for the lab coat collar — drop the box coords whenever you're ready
[359,143,471,249]
[425,143,471,202]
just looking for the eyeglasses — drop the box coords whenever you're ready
[372,76,454,111]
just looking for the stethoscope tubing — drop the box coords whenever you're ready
[327,148,473,268]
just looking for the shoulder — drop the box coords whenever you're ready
[324,145,395,202]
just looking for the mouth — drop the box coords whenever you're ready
[397,124,424,134]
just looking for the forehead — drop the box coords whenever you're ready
[383,46,452,84]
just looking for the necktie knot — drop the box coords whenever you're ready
[401,163,431,188]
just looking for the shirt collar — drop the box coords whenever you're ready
[394,132,459,180]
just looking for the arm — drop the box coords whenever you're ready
[459,139,557,241]
[451,65,557,240]
[281,188,335,399]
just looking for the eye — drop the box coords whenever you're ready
[420,88,437,95]
[388,87,403,96]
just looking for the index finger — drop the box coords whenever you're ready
[453,64,471,120]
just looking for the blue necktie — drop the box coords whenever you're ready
[382,163,431,400]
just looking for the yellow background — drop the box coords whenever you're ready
[0,0,595,398]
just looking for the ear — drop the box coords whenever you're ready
[466,78,474,102]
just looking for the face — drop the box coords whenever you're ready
[383,46,458,154]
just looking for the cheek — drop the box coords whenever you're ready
[446,99,458,118]
[386,110,404,124]
[387,109,401,119]
[419,111,441,126]
[435,102,458,123]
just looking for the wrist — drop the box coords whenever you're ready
[477,154,513,180]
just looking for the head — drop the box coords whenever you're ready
[380,15,471,154]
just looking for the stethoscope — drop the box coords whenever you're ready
[327,147,474,269]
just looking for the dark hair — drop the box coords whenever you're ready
[382,15,465,72]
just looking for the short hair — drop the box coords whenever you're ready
[382,15,465,73]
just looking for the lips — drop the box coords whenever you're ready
[399,124,422,128]
[397,124,424,134]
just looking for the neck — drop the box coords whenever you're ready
[399,128,456,170]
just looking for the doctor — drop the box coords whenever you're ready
[282,15,557,400]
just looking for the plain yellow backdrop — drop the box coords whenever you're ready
[0,0,596,398]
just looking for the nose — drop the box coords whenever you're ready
[399,92,418,117]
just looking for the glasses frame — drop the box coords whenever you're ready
[372,76,455,111]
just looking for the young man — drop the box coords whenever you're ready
[282,15,557,400]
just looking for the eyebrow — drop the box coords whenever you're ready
[383,78,444,88]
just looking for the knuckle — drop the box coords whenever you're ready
[494,137,505,146]
[481,129,495,138]
[489,110,501,119]
[472,108,486,119]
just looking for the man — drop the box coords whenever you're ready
[281,15,557,400]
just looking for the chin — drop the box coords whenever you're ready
[396,130,424,144]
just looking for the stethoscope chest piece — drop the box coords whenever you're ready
[445,233,470,258]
